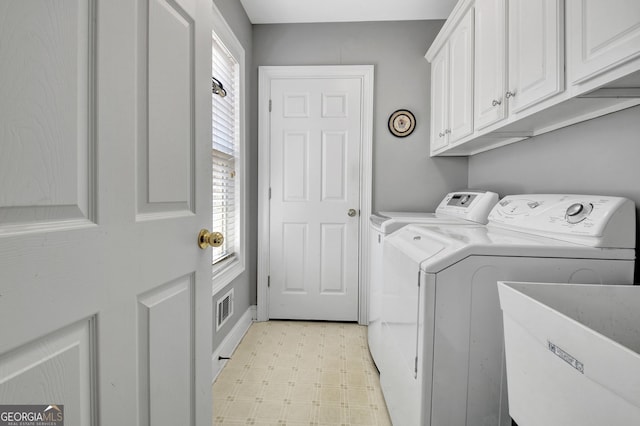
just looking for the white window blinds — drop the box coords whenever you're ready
[212,35,239,266]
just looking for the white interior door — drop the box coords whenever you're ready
[0,1,213,425]
[268,75,362,321]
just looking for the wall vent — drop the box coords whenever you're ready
[216,288,234,331]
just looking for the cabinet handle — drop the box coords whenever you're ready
[439,132,445,138]
[491,99,502,107]
[445,129,451,134]
[506,91,516,98]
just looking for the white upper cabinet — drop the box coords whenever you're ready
[448,9,475,142]
[474,0,507,130]
[567,0,640,87]
[427,0,640,156]
[429,6,474,154]
[430,48,450,152]
[474,0,563,129]
[507,0,564,114]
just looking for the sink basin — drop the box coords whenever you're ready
[498,281,640,426]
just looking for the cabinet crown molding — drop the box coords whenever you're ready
[425,0,474,62]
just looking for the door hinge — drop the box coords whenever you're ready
[267,276,270,288]
[269,99,272,112]
[414,356,418,377]
[417,271,421,287]
[269,187,272,199]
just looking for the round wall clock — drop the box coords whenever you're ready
[388,109,416,138]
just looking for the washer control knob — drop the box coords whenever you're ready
[460,195,470,205]
[566,203,584,217]
[565,203,593,224]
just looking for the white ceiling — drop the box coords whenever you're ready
[239,0,457,24]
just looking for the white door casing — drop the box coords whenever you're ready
[0,1,213,425]
[257,66,374,324]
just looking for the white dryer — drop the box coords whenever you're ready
[381,194,636,426]
[368,190,499,368]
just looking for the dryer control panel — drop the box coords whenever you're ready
[435,190,499,224]
[488,194,636,248]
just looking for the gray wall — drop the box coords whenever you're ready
[468,105,640,279]
[211,0,255,351]
[208,6,640,351]
[213,13,640,351]
[252,21,469,218]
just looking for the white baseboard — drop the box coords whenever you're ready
[212,305,256,383]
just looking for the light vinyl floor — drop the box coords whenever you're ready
[213,320,392,426]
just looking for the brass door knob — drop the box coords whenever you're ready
[348,208,357,217]
[198,229,224,249]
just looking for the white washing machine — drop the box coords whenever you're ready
[368,190,499,368]
[381,194,636,426]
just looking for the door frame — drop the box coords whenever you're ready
[257,65,374,324]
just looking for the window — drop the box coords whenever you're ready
[211,10,245,292]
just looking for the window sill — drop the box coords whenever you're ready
[212,256,244,296]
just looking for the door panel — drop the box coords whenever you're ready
[269,77,361,321]
[320,224,347,294]
[284,93,310,117]
[147,0,193,206]
[282,132,310,201]
[0,0,95,230]
[322,93,348,117]
[138,275,194,426]
[0,1,213,426]
[321,132,347,200]
[282,223,308,292]
[139,0,197,217]
[0,319,95,425]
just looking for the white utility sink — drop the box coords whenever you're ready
[498,281,640,426]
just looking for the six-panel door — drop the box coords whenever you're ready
[268,77,362,321]
[0,1,213,425]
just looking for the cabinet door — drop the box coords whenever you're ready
[431,47,450,153]
[567,0,640,85]
[508,0,564,113]
[474,0,507,130]
[448,8,475,143]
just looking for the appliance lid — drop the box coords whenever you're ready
[370,211,468,234]
[383,224,448,263]
[385,224,635,275]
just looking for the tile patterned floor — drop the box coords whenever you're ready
[212,320,392,426]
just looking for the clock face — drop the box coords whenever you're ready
[388,109,415,137]
[393,114,410,131]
